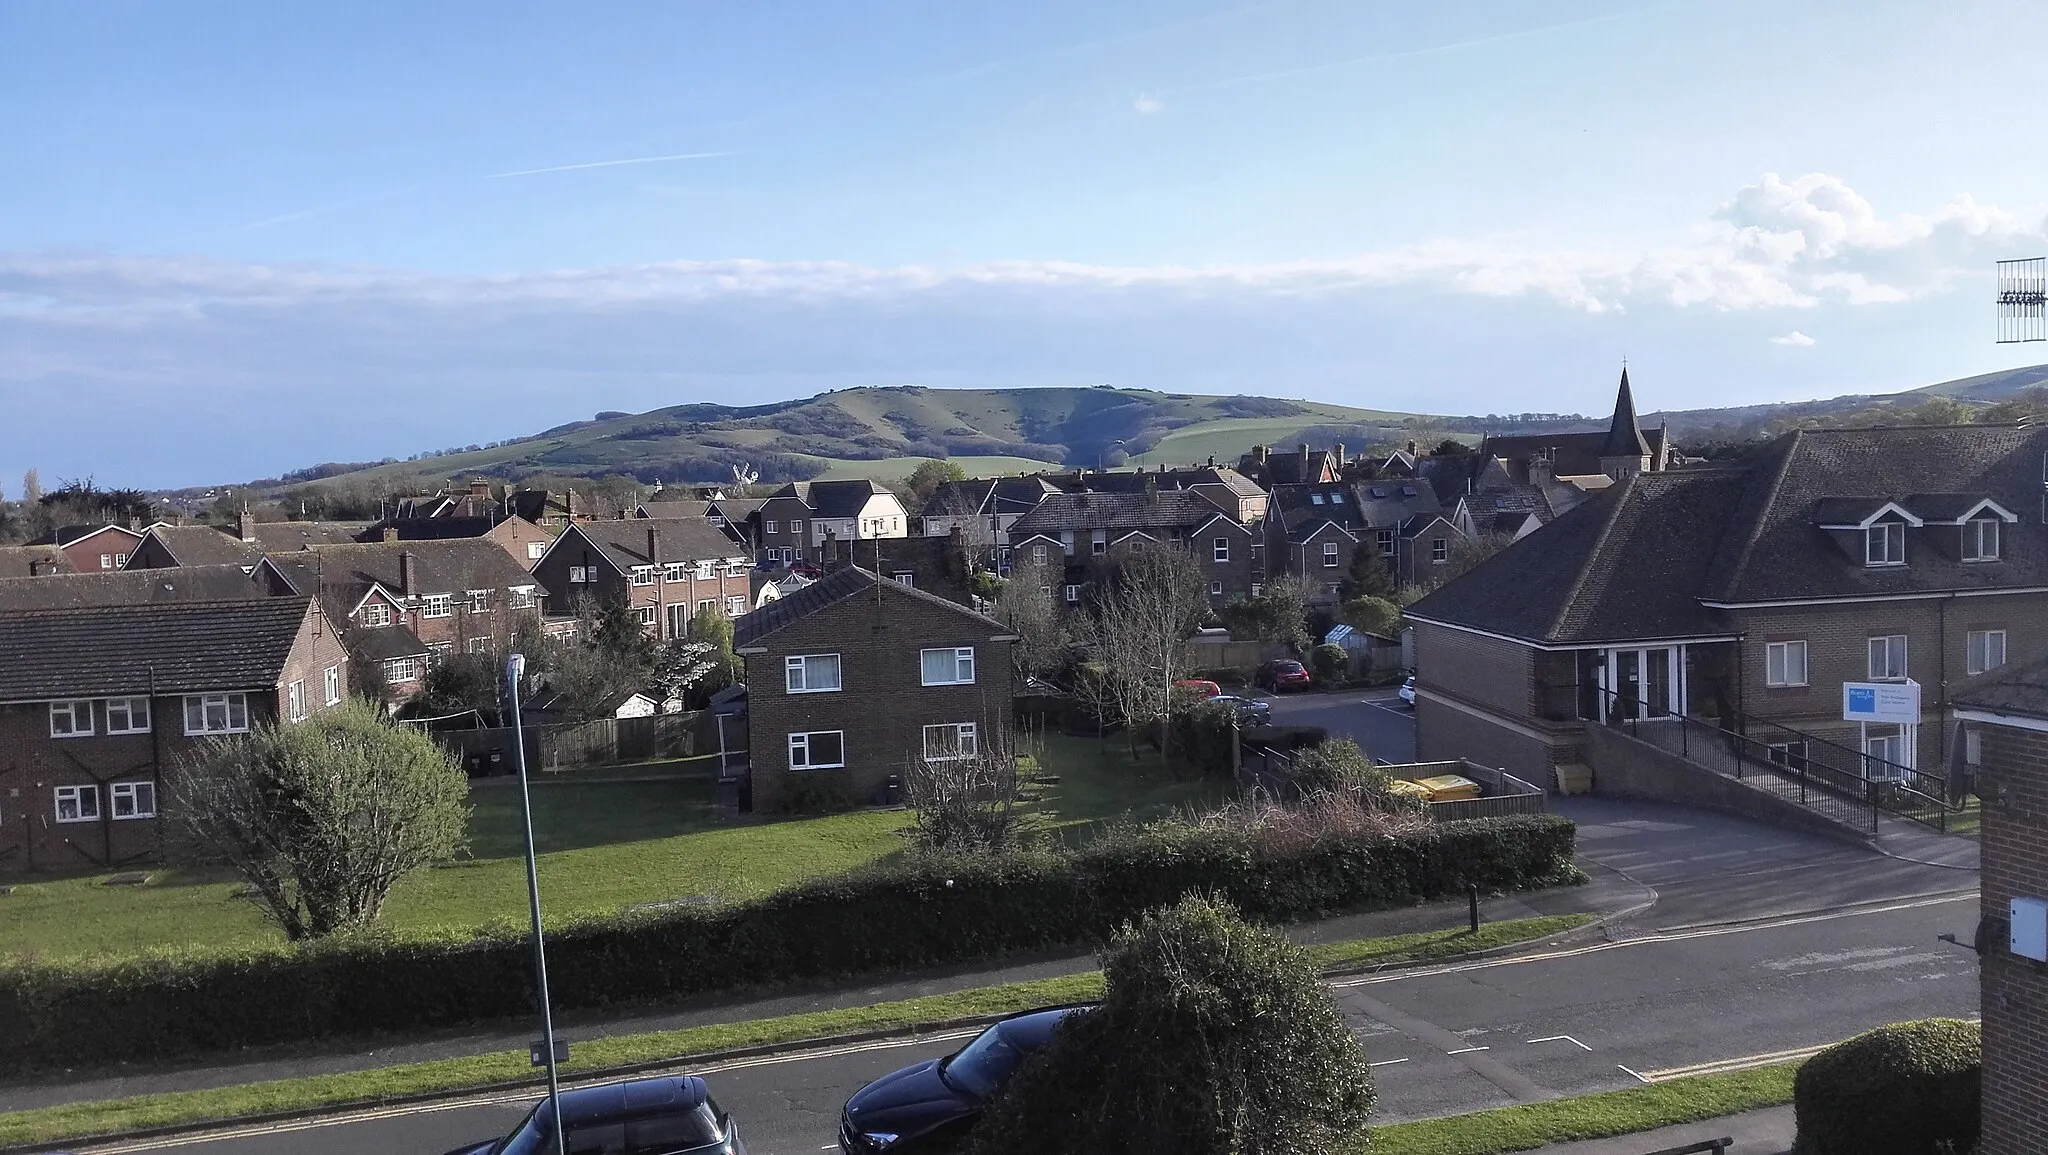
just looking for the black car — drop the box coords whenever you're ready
[1210,694,1271,725]
[839,1006,1090,1153]
[445,1075,744,1155]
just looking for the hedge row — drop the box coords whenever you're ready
[0,814,1576,1072]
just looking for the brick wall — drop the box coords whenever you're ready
[1976,721,2048,1155]
[742,587,1015,813]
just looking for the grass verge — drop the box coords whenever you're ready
[1361,1062,1798,1155]
[0,914,1592,1150]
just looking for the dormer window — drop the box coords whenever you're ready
[1964,517,2001,562]
[1865,522,1905,567]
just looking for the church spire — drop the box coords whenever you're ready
[1600,367,1651,458]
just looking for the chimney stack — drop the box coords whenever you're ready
[128,515,141,531]
[1206,455,1216,468]
[468,477,490,497]
[237,505,256,543]
[1298,443,1310,461]
[398,550,417,595]
[1406,440,1417,456]
[1255,445,1269,463]
[383,526,399,544]
[1334,442,1346,465]
[646,526,661,567]
[28,558,49,577]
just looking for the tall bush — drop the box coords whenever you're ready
[968,895,1375,1155]
[1793,1018,1980,1155]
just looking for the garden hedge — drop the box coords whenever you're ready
[0,814,1575,1072]
[1792,1017,1980,1155]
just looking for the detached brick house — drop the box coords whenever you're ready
[752,481,910,568]
[43,523,147,572]
[1265,479,1454,600]
[532,518,752,640]
[255,540,545,706]
[1006,488,1256,608]
[0,597,348,871]
[736,566,1016,812]
[1954,655,2048,1155]
[1406,423,2048,783]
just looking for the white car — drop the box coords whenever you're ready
[1398,676,1416,706]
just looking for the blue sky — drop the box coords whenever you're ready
[4,0,2048,485]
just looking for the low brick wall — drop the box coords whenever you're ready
[1580,721,1868,844]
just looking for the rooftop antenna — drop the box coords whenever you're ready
[1996,257,2047,343]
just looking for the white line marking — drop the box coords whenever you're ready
[1445,1045,1491,1055]
[1368,1057,1411,1067]
[1618,1064,1650,1084]
[1527,1035,1594,1051]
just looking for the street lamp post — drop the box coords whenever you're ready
[506,653,566,1155]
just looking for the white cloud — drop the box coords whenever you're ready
[1133,94,1166,115]
[1770,330,1816,347]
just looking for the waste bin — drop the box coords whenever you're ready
[882,774,903,806]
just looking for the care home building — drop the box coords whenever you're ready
[0,597,348,871]
[735,566,1016,813]
[1406,423,2048,786]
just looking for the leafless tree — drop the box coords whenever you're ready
[1087,541,1211,766]
[993,557,1070,680]
[165,700,469,940]
[903,719,1023,850]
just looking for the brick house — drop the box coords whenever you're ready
[43,523,147,572]
[531,518,753,640]
[1236,443,1342,487]
[919,476,1062,567]
[254,540,546,706]
[820,531,982,607]
[0,596,348,871]
[752,481,909,568]
[125,513,366,570]
[1006,488,1256,609]
[1954,654,2048,1155]
[1266,479,1452,601]
[1405,423,2048,783]
[357,515,557,568]
[735,566,1016,812]
[1051,465,1270,525]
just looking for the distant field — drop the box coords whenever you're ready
[812,454,1064,481]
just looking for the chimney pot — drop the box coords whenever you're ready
[1255,444,1269,463]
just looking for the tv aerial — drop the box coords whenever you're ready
[1996,257,2046,343]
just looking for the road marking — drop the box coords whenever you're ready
[1526,1035,1594,1051]
[1331,891,1973,989]
[1444,1046,1490,1055]
[1642,1044,1831,1082]
[1617,1064,1650,1084]
[77,1028,986,1152]
[1369,1058,1411,1067]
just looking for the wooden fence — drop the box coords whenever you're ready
[428,710,739,775]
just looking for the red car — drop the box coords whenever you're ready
[1255,659,1312,692]
[1174,679,1222,699]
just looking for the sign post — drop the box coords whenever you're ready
[1843,680,1921,777]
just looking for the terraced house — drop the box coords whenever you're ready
[1406,423,2048,788]
[0,597,348,871]
[1265,477,1456,600]
[532,517,753,640]
[751,480,909,568]
[1005,485,1257,607]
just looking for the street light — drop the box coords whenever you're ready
[506,653,566,1155]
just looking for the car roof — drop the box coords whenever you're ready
[545,1076,712,1127]
[996,1005,1091,1049]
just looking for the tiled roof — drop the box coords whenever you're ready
[0,566,269,612]
[1072,467,1265,500]
[0,546,73,579]
[357,516,522,542]
[1955,652,2048,721]
[707,497,767,521]
[567,518,749,571]
[247,522,372,551]
[775,479,897,518]
[0,597,316,699]
[261,539,544,611]
[735,565,1005,647]
[1272,481,1440,542]
[1007,490,1230,537]
[351,624,431,662]
[635,501,701,520]
[136,525,264,566]
[923,477,1062,519]
[1703,424,2048,604]
[1407,469,1751,645]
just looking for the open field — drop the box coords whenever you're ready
[0,737,1225,961]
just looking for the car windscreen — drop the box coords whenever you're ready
[625,1100,725,1153]
[939,1023,1028,1099]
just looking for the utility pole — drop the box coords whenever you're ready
[506,654,566,1155]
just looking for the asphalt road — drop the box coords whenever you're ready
[1261,685,1417,763]
[81,893,1978,1155]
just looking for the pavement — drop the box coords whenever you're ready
[1528,1106,1792,1154]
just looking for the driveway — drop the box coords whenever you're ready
[1258,685,1417,763]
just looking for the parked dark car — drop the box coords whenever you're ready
[1255,658,1312,692]
[1211,694,1271,725]
[444,1075,744,1155]
[839,1006,1090,1153]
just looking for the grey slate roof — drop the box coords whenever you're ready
[0,597,316,699]
[566,518,749,571]
[1955,652,2048,721]
[138,522,366,566]
[0,566,269,612]
[1068,467,1265,500]
[635,501,701,520]
[920,476,1062,519]
[1406,468,1752,645]
[0,546,73,579]
[735,565,1005,648]
[776,480,897,518]
[1007,490,1230,538]
[351,624,431,662]
[355,516,522,542]
[261,539,543,610]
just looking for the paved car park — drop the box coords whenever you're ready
[1259,684,1418,764]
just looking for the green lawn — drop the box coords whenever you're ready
[0,739,1229,961]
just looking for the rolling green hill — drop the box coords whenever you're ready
[290,386,1447,490]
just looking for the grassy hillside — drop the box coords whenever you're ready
[297,386,1444,489]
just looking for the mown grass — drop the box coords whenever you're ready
[0,736,1224,961]
[0,915,1592,1150]
[1363,1062,1797,1155]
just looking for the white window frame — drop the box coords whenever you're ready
[785,653,843,693]
[1210,580,1224,595]
[1865,522,1906,567]
[629,566,655,587]
[1431,537,1449,563]
[1064,584,1080,603]
[54,785,99,823]
[664,562,687,583]
[789,519,804,536]
[508,586,536,609]
[1033,544,1048,565]
[99,553,115,569]
[1863,725,1909,781]
[921,647,976,686]
[106,696,151,734]
[726,594,747,614]
[466,636,491,654]
[324,665,341,706]
[1868,634,1909,681]
[922,722,978,761]
[1213,538,1230,562]
[1321,542,1339,567]
[49,699,94,738]
[466,589,490,613]
[420,594,452,618]
[1765,640,1808,688]
[183,692,250,735]
[526,540,547,560]
[1377,529,1396,557]
[787,729,845,770]
[111,780,156,820]
[385,656,424,683]
[1964,518,2001,562]
[892,571,915,587]
[764,519,779,534]
[1967,629,2007,676]
[567,565,590,584]
[358,601,393,628]
[634,605,657,626]
[288,680,306,723]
